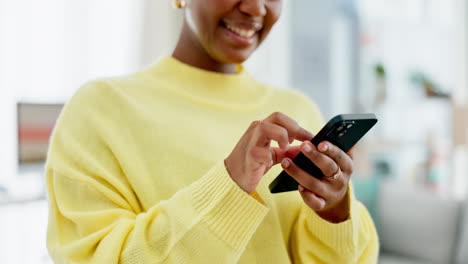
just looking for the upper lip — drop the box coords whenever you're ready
[222,20,263,32]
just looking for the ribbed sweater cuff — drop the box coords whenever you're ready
[304,184,358,253]
[191,161,269,251]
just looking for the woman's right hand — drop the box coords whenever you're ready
[224,112,314,194]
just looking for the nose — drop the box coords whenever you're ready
[239,0,267,17]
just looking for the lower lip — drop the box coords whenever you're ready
[221,24,256,46]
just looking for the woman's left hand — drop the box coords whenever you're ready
[281,140,354,223]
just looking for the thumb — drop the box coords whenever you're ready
[347,145,356,159]
[270,145,302,165]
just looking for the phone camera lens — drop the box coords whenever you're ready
[338,132,345,137]
[347,124,353,129]
[337,126,345,132]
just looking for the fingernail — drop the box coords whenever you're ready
[320,143,329,152]
[282,158,290,168]
[319,198,326,209]
[298,185,304,192]
[303,143,312,153]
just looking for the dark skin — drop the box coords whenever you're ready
[172,0,353,223]
[172,0,281,73]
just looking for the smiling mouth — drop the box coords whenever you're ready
[220,21,261,40]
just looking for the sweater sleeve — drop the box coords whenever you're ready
[289,185,379,263]
[46,81,269,264]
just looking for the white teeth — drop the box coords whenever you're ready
[225,23,255,38]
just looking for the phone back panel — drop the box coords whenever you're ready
[312,114,377,152]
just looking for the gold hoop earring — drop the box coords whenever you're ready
[173,0,186,9]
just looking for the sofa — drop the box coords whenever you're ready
[375,182,468,264]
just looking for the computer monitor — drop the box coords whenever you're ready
[17,103,64,164]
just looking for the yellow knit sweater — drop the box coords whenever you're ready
[46,56,379,264]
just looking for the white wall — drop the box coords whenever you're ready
[139,0,183,67]
[453,0,468,199]
[245,0,293,89]
[0,0,143,185]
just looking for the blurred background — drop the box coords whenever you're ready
[1,0,468,263]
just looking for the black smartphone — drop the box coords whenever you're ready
[269,113,378,193]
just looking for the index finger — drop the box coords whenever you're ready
[264,112,313,142]
[317,141,353,173]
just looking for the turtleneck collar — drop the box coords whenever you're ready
[138,56,271,110]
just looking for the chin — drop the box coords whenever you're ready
[227,54,249,64]
[216,49,256,65]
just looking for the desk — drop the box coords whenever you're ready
[0,199,51,264]
[0,163,51,263]
[0,163,46,205]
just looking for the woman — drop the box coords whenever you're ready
[46,0,379,263]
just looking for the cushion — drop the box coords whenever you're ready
[455,201,468,264]
[377,182,462,263]
[379,253,432,264]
